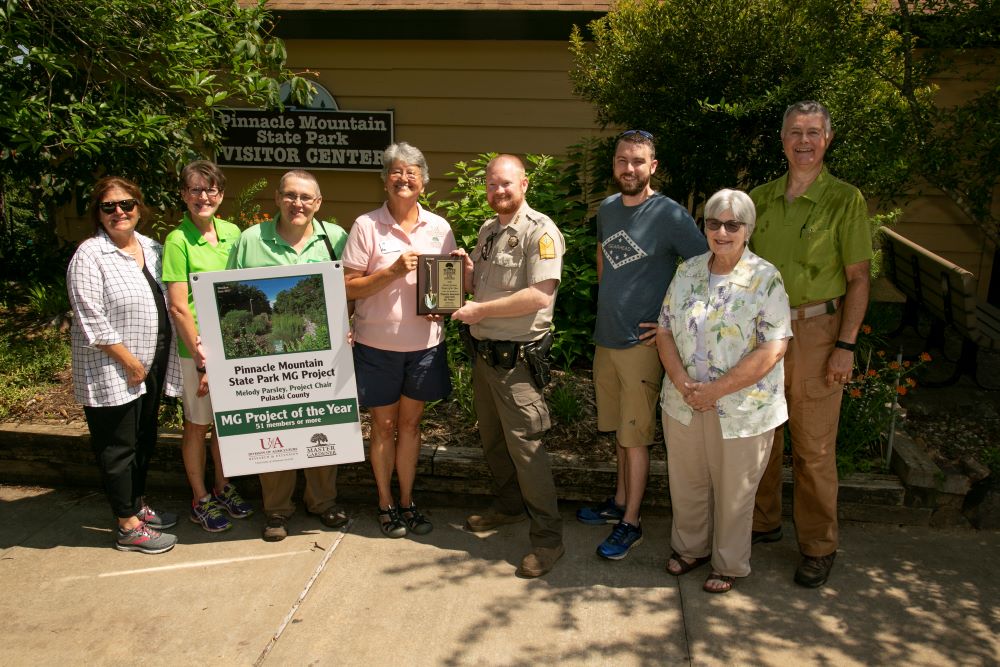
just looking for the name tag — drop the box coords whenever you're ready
[379,240,401,255]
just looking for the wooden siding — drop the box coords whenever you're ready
[220,38,610,232]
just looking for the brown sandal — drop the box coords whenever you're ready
[666,551,711,576]
[703,572,736,594]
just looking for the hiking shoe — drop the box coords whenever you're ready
[516,544,565,578]
[189,496,232,533]
[309,505,349,529]
[596,520,644,560]
[378,505,407,539]
[576,497,625,525]
[751,526,783,545]
[400,502,433,536]
[795,552,836,588]
[213,484,253,519]
[263,515,289,542]
[465,509,527,532]
[136,504,178,530]
[115,522,177,554]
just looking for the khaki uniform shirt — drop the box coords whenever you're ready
[470,202,564,342]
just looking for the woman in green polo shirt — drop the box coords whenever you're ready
[163,160,254,532]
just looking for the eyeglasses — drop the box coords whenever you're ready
[280,192,319,205]
[388,168,422,181]
[99,199,138,214]
[187,187,221,198]
[619,129,655,141]
[705,218,746,233]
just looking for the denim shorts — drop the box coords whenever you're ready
[353,341,452,408]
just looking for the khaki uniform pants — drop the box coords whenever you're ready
[260,466,338,518]
[473,357,562,549]
[753,311,842,556]
[666,411,773,578]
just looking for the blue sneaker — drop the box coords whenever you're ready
[576,497,625,525]
[189,496,232,533]
[213,483,254,519]
[596,520,643,560]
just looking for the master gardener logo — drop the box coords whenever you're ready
[307,432,338,458]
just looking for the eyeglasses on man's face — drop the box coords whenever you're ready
[99,199,138,214]
[280,192,319,205]
[705,218,745,234]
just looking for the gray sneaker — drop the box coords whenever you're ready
[115,523,177,554]
[136,504,178,530]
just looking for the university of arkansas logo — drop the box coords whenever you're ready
[259,436,284,449]
[307,432,337,458]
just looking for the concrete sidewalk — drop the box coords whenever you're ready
[1,485,997,666]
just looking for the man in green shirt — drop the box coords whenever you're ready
[227,169,349,542]
[749,101,873,588]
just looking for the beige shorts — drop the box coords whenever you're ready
[593,344,664,447]
[180,356,214,426]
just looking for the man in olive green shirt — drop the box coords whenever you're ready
[749,101,873,589]
[227,169,349,542]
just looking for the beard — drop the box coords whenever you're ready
[489,192,522,215]
[615,172,648,197]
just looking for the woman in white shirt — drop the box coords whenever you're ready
[67,177,181,554]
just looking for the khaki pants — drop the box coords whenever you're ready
[666,411,773,578]
[753,311,842,556]
[259,466,338,518]
[473,357,562,549]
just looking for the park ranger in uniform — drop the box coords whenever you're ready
[453,154,566,578]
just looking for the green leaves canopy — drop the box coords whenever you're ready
[570,0,998,247]
[0,0,305,215]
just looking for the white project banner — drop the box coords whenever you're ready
[190,262,363,477]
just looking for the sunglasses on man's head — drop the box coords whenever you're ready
[99,199,138,214]
[619,129,655,141]
[705,218,745,233]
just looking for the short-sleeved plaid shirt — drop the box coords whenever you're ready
[67,230,182,407]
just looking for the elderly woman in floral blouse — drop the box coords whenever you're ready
[655,188,792,594]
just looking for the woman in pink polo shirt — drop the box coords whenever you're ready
[342,142,456,538]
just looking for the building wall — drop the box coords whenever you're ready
[887,50,999,300]
[220,38,609,231]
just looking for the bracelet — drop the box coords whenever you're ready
[834,340,856,352]
[196,366,207,373]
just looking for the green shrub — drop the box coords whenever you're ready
[0,327,71,421]
[270,313,305,344]
[26,277,70,321]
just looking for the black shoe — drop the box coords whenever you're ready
[751,526,783,545]
[378,505,407,539]
[794,552,836,588]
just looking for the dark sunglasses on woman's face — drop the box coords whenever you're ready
[705,218,745,234]
[99,199,138,214]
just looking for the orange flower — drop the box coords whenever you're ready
[919,352,932,362]
[906,377,917,387]
[889,361,901,370]
[866,369,878,377]
[903,360,911,368]
[861,325,872,334]
[897,386,908,396]
[877,350,886,358]
[849,388,862,398]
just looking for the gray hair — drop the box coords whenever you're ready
[381,141,430,186]
[704,188,756,239]
[781,100,832,137]
[278,170,321,197]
